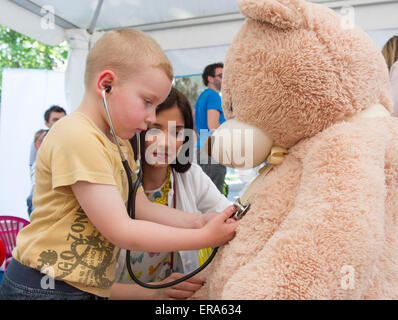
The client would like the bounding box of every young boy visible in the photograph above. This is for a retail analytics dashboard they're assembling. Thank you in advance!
[0,29,238,300]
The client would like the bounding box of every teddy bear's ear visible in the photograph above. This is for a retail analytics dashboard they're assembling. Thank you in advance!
[237,0,304,29]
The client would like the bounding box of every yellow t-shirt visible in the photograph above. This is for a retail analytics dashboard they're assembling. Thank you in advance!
[13,111,142,297]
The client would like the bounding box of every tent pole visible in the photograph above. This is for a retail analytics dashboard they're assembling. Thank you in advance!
[88,0,104,34]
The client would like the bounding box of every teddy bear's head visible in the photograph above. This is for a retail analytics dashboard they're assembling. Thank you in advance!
[219,0,392,151]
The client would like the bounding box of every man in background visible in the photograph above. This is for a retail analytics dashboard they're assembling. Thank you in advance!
[27,105,66,216]
[194,63,226,193]
[28,105,67,169]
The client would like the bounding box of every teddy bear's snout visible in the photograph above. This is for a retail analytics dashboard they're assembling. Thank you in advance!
[203,119,274,169]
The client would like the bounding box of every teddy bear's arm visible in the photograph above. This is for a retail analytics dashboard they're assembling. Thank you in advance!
[221,125,387,299]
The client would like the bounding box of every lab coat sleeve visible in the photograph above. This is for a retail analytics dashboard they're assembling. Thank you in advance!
[191,163,232,213]
[175,164,231,274]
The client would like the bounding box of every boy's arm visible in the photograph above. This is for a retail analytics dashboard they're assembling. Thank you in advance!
[71,182,237,252]
[135,192,205,228]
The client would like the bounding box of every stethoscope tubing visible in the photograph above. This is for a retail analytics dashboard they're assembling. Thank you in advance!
[101,88,218,289]
[123,158,219,289]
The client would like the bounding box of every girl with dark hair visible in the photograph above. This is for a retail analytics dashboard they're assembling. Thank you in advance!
[110,88,231,300]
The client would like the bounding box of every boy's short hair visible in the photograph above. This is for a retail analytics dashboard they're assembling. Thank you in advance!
[84,28,173,88]
[44,105,66,122]
[202,62,224,86]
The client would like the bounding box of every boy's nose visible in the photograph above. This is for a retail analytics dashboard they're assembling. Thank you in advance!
[145,106,157,124]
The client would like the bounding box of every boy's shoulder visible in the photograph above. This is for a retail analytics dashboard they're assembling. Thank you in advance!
[50,112,99,137]
[45,112,108,149]
[52,112,90,129]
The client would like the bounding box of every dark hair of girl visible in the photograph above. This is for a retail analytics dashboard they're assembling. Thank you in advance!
[130,87,194,174]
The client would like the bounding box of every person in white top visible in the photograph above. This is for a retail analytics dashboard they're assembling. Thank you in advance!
[110,88,232,300]
[382,35,398,117]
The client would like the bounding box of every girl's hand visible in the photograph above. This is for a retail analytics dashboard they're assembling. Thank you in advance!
[153,273,205,300]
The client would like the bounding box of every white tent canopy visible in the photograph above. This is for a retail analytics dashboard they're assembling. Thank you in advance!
[1,0,398,110]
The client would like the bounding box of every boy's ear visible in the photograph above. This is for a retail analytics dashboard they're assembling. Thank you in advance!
[96,70,116,96]
[237,0,305,29]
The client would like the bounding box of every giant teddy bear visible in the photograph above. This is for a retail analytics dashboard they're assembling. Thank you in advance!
[192,0,398,299]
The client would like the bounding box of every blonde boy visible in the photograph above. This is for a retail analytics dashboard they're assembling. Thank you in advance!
[0,29,238,300]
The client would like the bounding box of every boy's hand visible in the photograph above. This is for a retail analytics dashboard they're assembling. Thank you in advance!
[153,273,205,300]
[201,206,239,248]
[194,205,236,229]
[193,211,218,229]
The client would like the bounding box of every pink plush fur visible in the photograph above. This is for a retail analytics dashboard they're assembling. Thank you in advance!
[193,117,398,299]
[222,0,392,149]
[192,0,398,300]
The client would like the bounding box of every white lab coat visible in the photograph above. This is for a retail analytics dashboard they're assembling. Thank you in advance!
[115,163,232,280]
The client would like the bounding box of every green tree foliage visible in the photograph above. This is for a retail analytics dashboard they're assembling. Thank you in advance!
[0,24,69,102]
[174,75,205,109]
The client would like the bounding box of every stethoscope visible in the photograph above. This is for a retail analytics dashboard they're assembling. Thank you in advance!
[101,86,249,289]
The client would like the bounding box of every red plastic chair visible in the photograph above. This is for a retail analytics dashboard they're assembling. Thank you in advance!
[0,239,5,269]
[0,216,30,270]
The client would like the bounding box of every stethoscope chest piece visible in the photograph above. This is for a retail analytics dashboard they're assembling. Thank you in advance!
[231,199,251,220]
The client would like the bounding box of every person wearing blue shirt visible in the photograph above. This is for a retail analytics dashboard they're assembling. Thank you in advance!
[194,63,227,193]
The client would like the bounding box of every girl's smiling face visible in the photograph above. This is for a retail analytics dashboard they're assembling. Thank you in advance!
[144,105,185,167]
